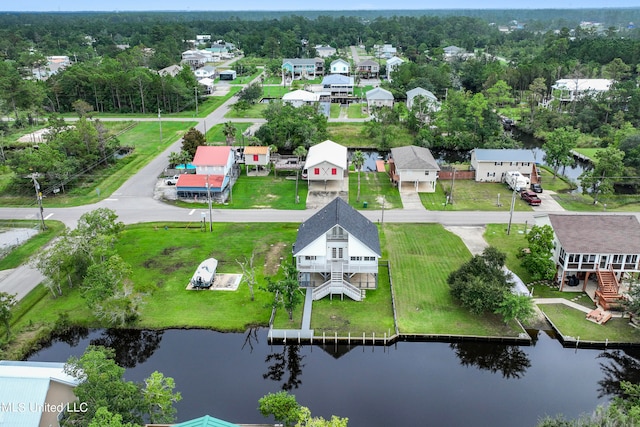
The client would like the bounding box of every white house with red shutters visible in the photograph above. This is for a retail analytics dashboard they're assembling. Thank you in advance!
[303,140,347,190]
[243,146,271,173]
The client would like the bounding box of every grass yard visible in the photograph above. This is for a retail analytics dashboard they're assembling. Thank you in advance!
[263,86,289,98]
[420,180,534,211]
[383,223,523,336]
[224,103,267,119]
[348,171,402,210]
[552,191,640,212]
[573,148,601,161]
[483,223,533,284]
[537,166,577,192]
[330,104,341,118]
[3,121,196,207]
[327,123,370,147]
[539,304,640,343]
[347,103,369,119]
[205,122,253,143]
[172,168,308,210]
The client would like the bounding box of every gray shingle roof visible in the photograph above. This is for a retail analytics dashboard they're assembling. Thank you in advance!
[293,198,381,256]
[549,214,640,254]
[391,145,440,170]
[472,149,535,163]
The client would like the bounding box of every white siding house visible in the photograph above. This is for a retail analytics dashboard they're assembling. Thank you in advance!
[390,145,440,192]
[244,146,270,173]
[294,197,381,301]
[304,140,348,189]
[330,58,350,75]
[470,149,536,183]
[366,87,394,111]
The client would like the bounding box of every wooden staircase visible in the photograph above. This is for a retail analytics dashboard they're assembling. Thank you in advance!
[312,262,363,301]
[594,267,624,311]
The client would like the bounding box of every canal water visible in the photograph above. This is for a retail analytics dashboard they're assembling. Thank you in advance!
[26,328,640,427]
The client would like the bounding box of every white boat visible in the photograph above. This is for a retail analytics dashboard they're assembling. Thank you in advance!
[190,258,218,289]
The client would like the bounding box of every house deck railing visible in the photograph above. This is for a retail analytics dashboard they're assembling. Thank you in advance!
[297,261,378,274]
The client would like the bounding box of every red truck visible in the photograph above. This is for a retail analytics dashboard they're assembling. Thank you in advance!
[520,190,541,206]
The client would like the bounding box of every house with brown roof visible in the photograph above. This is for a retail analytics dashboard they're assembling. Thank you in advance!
[356,59,380,78]
[540,214,640,292]
[243,146,271,173]
[389,145,440,192]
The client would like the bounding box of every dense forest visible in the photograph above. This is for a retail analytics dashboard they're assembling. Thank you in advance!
[1,9,640,196]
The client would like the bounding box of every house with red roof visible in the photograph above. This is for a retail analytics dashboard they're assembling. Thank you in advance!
[176,146,237,201]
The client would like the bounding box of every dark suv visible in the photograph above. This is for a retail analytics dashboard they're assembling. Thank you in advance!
[530,183,543,193]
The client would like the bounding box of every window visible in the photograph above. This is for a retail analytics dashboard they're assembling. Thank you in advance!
[364,256,376,261]
[331,168,337,175]
[304,256,316,260]
[314,168,320,175]
[568,254,580,263]
[253,154,259,161]
[424,171,430,176]
[350,256,362,261]
[495,162,503,166]
[582,254,596,263]
[612,254,624,263]
[626,255,638,263]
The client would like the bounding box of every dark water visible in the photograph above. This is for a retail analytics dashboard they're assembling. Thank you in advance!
[26,328,640,427]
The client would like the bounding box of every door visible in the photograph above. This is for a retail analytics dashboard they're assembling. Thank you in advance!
[599,255,608,269]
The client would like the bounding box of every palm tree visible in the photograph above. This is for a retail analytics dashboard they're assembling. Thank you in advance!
[352,150,365,203]
[168,151,181,168]
[222,121,237,146]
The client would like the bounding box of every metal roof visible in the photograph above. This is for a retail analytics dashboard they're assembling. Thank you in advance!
[366,87,394,101]
[192,146,232,167]
[321,74,354,85]
[173,415,241,427]
[549,214,640,254]
[406,87,437,102]
[293,197,381,256]
[304,140,347,170]
[472,149,535,163]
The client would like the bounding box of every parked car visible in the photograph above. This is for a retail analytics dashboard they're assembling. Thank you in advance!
[165,175,180,185]
[520,190,541,206]
[530,183,543,193]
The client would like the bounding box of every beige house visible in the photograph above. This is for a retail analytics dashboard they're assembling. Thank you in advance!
[470,149,536,183]
[244,146,271,173]
[0,361,82,427]
[365,87,394,111]
[390,145,440,192]
[304,140,347,190]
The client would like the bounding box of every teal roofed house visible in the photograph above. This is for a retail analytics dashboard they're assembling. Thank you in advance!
[0,360,82,427]
[170,414,241,427]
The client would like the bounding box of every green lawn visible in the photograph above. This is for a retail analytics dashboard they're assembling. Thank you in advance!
[573,148,601,161]
[420,180,534,211]
[327,123,370,147]
[330,104,341,119]
[537,166,577,192]
[348,171,402,210]
[483,223,533,284]
[224,103,267,119]
[540,304,640,343]
[173,168,308,210]
[205,122,253,144]
[384,223,523,336]
[347,103,369,118]
[263,86,289,98]
[2,121,196,207]
[552,191,640,212]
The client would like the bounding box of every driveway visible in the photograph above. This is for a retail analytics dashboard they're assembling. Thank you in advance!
[532,190,565,212]
[398,190,425,210]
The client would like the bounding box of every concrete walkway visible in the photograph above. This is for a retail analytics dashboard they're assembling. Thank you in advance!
[533,298,592,313]
[268,288,314,342]
[398,190,425,210]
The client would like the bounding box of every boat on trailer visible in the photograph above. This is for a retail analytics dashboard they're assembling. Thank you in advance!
[191,258,218,289]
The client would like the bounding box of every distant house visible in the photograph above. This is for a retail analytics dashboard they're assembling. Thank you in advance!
[293,197,381,301]
[181,49,211,68]
[282,58,323,79]
[315,44,336,58]
[551,79,613,102]
[365,87,394,111]
[443,45,465,58]
[321,74,354,101]
[195,65,216,79]
[406,87,440,112]
[177,146,237,201]
[330,58,350,75]
[282,89,320,107]
[158,64,183,77]
[539,214,640,293]
[389,145,440,192]
[385,56,404,81]
[244,146,271,173]
[198,77,215,94]
[218,70,236,80]
[0,361,82,427]
[470,148,535,183]
[374,43,397,59]
[356,59,380,78]
[304,140,348,190]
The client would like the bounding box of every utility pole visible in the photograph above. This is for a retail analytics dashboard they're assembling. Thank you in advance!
[206,175,213,232]
[507,189,517,235]
[158,108,162,144]
[381,196,385,225]
[449,167,456,205]
[31,174,46,230]
[194,86,199,115]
